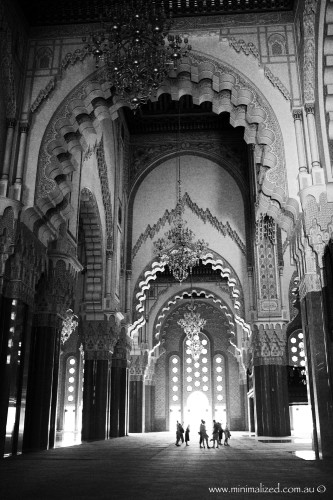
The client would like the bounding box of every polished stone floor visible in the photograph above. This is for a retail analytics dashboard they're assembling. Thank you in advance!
[1,432,333,500]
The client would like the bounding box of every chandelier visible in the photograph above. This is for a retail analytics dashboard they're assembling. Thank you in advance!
[61,309,78,344]
[83,0,191,109]
[154,157,208,283]
[178,303,206,361]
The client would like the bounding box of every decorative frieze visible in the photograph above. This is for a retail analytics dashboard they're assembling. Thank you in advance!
[129,352,148,381]
[132,192,246,260]
[82,319,119,361]
[252,323,287,366]
[303,0,318,103]
[30,77,57,114]
[2,222,47,305]
[255,215,282,318]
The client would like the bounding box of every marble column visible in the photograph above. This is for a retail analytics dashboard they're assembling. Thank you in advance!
[128,354,148,433]
[82,357,111,441]
[144,383,155,432]
[81,319,118,441]
[23,313,61,451]
[109,330,131,437]
[304,104,320,170]
[252,324,290,437]
[299,274,333,459]
[110,358,129,437]
[129,378,144,433]
[0,291,34,457]
[23,250,81,452]
[292,109,307,172]
[0,119,16,197]
[13,123,29,201]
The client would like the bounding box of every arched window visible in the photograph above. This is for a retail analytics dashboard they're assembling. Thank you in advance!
[268,34,286,56]
[66,356,77,404]
[36,47,53,69]
[169,354,181,430]
[213,354,226,424]
[183,333,211,394]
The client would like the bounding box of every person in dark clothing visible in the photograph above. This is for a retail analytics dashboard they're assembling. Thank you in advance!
[199,420,210,449]
[212,420,220,448]
[185,425,190,446]
[175,421,181,446]
[218,421,223,445]
[224,425,231,446]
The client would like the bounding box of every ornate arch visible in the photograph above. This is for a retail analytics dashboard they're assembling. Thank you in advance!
[153,288,239,342]
[26,51,298,241]
[128,251,251,343]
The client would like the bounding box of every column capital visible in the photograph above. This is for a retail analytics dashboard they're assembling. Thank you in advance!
[6,118,17,128]
[292,108,303,120]
[19,122,30,134]
[304,103,315,115]
[299,273,322,301]
[82,319,119,360]
[251,323,287,366]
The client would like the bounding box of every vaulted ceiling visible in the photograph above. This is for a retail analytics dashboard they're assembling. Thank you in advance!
[16,0,295,27]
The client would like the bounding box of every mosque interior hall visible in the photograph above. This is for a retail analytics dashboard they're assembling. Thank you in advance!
[0,0,333,497]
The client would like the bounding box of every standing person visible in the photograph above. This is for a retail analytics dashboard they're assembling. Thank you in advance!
[212,420,220,448]
[180,422,185,443]
[199,420,210,449]
[175,421,181,446]
[218,421,223,445]
[224,425,231,446]
[185,425,190,446]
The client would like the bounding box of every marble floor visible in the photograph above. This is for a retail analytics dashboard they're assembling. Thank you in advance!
[1,431,332,500]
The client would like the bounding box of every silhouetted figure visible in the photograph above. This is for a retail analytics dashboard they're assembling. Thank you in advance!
[185,425,190,446]
[175,421,181,446]
[212,420,220,448]
[218,422,223,445]
[199,420,210,449]
[224,425,231,446]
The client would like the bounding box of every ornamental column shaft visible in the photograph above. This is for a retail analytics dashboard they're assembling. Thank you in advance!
[23,251,81,452]
[126,270,132,314]
[299,274,333,459]
[13,123,29,201]
[129,353,148,433]
[81,317,119,441]
[110,333,131,437]
[23,313,62,451]
[292,109,307,172]
[252,324,290,437]
[105,250,113,298]
[304,104,320,170]
[0,119,16,196]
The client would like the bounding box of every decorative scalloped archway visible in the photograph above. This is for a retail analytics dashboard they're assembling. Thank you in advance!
[28,52,298,241]
[128,252,251,345]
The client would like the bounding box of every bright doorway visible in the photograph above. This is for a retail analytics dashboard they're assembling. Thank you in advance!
[184,391,211,437]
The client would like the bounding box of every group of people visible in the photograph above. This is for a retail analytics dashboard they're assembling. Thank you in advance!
[175,420,231,448]
[175,421,190,446]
